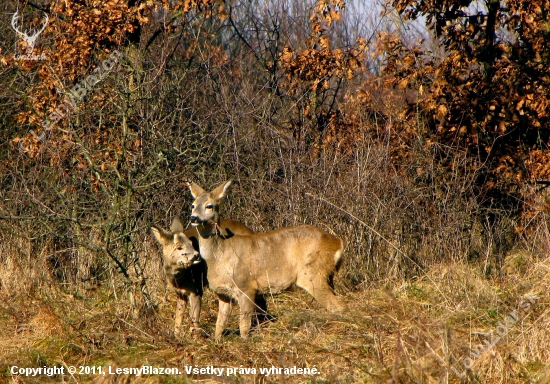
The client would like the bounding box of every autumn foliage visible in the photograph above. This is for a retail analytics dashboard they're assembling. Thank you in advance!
[2,0,550,298]
[386,0,550,204]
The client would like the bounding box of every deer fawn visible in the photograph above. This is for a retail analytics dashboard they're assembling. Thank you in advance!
[188,181,344,339]
[151,216,258,336]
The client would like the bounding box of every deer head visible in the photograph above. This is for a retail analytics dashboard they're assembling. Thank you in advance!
[11,10,49,52]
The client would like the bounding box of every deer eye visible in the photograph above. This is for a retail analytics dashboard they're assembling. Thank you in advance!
[206,204,214,209]
[191,204,195,209]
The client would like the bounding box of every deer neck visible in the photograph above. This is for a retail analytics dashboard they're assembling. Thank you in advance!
[195,221,224,261]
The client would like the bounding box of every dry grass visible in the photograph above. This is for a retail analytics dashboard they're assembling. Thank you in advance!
[1,251,549,383]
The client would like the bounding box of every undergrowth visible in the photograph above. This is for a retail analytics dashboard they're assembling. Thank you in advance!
[1,252,549,383]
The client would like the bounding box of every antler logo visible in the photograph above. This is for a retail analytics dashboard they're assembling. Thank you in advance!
[11,10,49,53]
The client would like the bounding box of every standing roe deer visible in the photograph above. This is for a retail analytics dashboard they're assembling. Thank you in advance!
[151,216,259,336]
[188,181,344,340]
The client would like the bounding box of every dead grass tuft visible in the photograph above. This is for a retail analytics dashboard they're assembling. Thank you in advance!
[1,256,549,383]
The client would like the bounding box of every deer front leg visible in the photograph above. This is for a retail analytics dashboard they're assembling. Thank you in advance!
[238,291,256,339]
[175,292,188,336]
[188,292,201,330]
[215,298,232,340]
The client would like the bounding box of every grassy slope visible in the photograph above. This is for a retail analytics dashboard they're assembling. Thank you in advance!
[1,255,549,384]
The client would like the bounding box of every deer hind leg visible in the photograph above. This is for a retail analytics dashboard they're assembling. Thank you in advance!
[252,293,271,327]
[215,298,232,340]
[175,292,188,335]
[296,272,344,313]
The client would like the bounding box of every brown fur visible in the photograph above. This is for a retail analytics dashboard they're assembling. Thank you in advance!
[188,181,344,339]
[183,218,253,253]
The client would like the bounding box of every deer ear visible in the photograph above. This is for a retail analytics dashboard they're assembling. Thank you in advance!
[151,225,171,245]
[188,182,206,199]
[174,233,192,246]
[212,180,232,200]
[170,217,184,233]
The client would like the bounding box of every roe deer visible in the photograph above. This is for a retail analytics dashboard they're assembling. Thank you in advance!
[188,181,344,339]
[151,217,265,336]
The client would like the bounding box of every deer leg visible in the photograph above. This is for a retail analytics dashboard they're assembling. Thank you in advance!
[238,291,256,339]
[215,298,232,340]
[297,273,344,313]
[175,292,188,335]
[188,292,201,330]
[252,293,269,326]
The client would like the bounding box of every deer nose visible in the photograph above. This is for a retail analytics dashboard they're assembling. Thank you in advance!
[190,215,199,223]
[192,253,201,262]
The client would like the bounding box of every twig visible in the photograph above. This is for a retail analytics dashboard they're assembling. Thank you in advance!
[118,317,156,341]
[27,1,51,14]
[305,193,406,258]
[305,192,449,304]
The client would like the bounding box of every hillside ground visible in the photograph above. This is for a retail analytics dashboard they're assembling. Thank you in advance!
[1,251,549,384]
